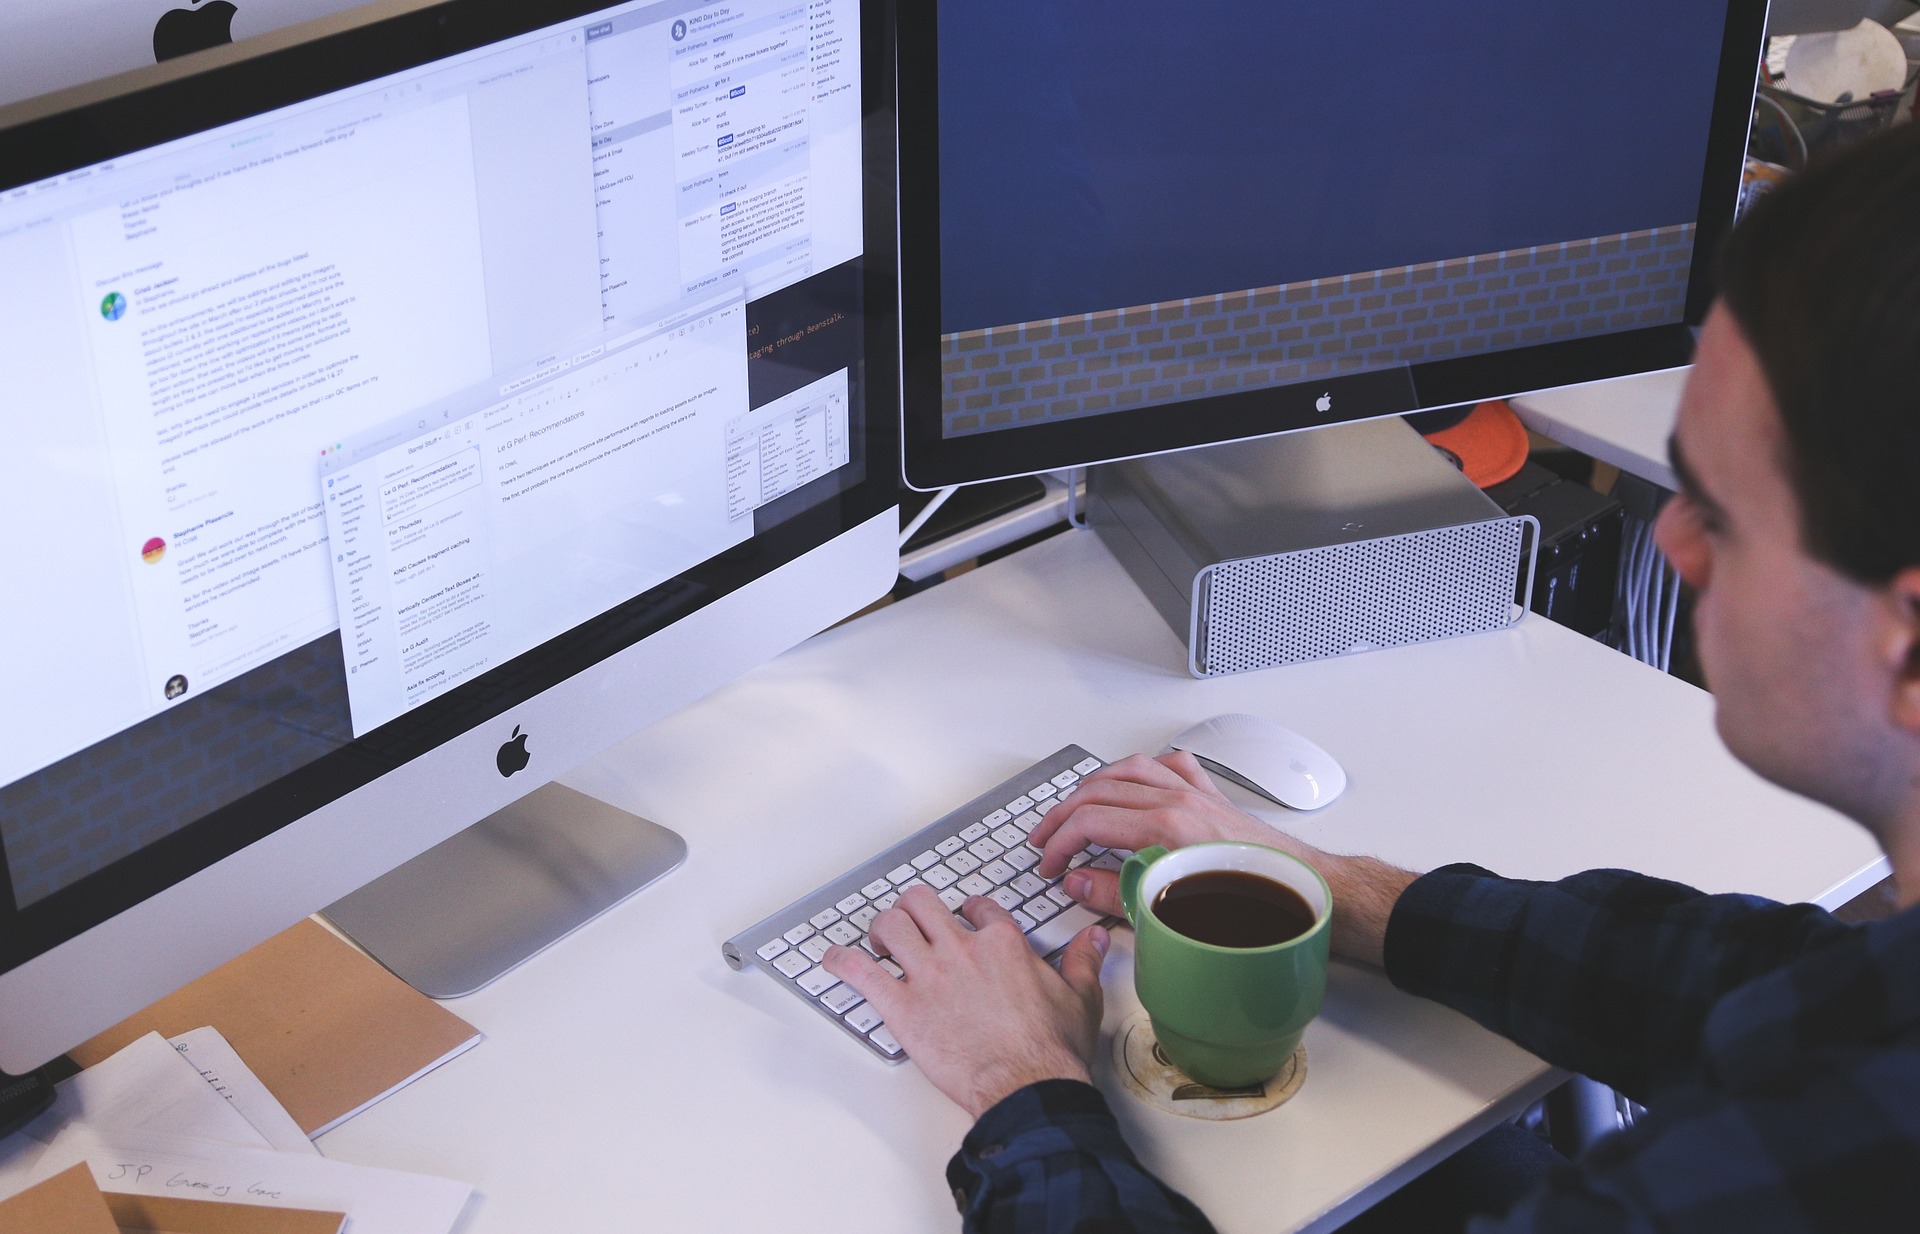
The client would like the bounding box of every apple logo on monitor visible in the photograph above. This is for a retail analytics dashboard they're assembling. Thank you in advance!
[153,0,239,62]
[496,726,531,777]
[1314,392,1332,414]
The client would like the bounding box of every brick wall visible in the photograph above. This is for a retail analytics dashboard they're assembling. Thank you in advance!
[942,223,1694,436]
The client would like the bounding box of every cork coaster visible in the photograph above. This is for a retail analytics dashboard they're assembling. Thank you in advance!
[1112,1010,1305,1120]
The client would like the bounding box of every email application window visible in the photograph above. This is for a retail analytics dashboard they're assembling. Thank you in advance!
[1,0,862,787]
[323,290,753,733]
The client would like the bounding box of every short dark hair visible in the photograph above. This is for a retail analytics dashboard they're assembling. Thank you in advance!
[1717,122,1920,584]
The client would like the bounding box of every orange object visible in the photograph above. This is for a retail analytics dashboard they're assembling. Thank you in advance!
[1419,399,1529,488]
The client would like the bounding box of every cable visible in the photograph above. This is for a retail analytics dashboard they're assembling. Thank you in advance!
[898,485,959,548]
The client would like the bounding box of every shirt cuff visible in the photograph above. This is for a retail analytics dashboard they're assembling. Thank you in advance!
[1383,862,1527,1009]
[945,1079,1133,1210]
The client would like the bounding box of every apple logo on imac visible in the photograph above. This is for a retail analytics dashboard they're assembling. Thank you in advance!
[154,0,239,61]
[496,726,531,778]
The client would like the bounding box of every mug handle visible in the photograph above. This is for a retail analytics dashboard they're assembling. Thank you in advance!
[1119,845,1169,926]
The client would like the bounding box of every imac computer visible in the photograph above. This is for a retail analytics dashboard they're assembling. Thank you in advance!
[898,0,1768,488]
[0,0,898,1072]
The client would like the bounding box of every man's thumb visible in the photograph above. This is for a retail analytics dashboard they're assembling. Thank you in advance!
[1058,924,1110,998]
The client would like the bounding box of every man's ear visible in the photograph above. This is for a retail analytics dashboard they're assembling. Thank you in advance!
[1888,567,1920,736]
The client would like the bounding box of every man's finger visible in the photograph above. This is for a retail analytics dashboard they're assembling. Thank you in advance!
[821,943,904,1019]
[1158,749,1227,796]
[869,901,934,967]
[1063,867,1124,917]
[1055,924,1111,1004]
[959,894,1019,935]
[896,883,969,941]
[1036,803,1167,878]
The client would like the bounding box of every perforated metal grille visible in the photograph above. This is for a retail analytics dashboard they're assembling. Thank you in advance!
[1195,518,1528,676]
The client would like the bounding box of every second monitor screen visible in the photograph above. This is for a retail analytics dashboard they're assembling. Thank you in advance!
[937,0,1730,437]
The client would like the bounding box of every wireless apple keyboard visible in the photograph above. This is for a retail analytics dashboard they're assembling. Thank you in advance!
[724,745,1127,1062]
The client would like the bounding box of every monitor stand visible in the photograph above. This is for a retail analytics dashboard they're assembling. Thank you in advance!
[322,782,686,998]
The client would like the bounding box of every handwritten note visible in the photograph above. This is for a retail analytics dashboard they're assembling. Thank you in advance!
[30,1128,471,1234]
[169,1026,317,1156]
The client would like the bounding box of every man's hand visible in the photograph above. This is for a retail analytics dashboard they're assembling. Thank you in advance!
[1035,751,1415,967]
[822,887,1109,1119]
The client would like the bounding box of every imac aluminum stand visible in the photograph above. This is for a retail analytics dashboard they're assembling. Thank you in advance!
[323,782,686,998]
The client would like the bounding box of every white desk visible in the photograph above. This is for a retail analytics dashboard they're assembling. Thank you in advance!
[1511,369,1686,491]
[319,527,1886,1233]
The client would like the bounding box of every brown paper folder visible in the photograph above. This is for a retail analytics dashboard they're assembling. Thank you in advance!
[70,919,479,1136]
[103,1193,344,1234]
[0,1164,120,1234]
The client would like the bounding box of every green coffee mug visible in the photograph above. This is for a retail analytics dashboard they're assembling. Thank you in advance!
[1120,841,1332,1088]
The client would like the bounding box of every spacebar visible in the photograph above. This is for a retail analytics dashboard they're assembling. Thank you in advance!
[1026,904,1105,958]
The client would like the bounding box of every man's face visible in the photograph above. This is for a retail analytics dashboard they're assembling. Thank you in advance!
[1655,305,1893,820]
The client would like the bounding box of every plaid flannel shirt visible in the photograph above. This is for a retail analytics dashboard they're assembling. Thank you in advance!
[946,863,1920,1232]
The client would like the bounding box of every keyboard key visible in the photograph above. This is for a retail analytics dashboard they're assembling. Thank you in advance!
[968,837,1005,862]
[1006,795,1035,814]
[923,864,959,889]
[1025,896,1060,922]
[861,935,885,957]
[989,886,1026,911]
[983,808,1013,828]
[1090,852,1124,872]
[873,892,901,911]
[936,836,965,857]
[1026,904,1103,957]
[957,873,994,897]
[886,864,916,884]
[773,950,811,977]
[845,1003,884,1033]
[1003,845,1039,872]
[912,849,941,870]
[946,851,981,876]
[756,938,790,962]
[959,821,990,843]
[1010,909,1036,931]
[784,923,817,945]
[1011,872,1048,897]
[1028,782,1056,801]
[1013,809,1043,832]
[861,878,893,899]
[849,906,879,931]
[836,893,868,915]
[798,966,839,996]
[1067,851,1093,869]
[990,824,1026,849]
[800,935,832,962]
[1034,799,1059,817]
[937,887,967,910]
[810,908,843,930]
[878,958,905,979]
[869,1025,903,1056]
[821,983,863,1014]
[1073,757,1101,775]
[1048,886,1075,908]
[981,859,1016,885]
[824,921,862,947]
[1051,770,1080,789]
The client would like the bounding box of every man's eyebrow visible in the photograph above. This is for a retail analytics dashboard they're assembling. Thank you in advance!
[1667,433,1725,519]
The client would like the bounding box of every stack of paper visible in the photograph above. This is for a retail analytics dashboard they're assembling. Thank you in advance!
[0,1032,471,1234]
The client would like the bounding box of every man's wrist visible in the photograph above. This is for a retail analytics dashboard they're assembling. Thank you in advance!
[963,1054,1092,1120]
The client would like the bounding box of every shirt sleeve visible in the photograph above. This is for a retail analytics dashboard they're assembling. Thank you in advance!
[1383,864,1855,1100]
[947,1079,1217,1234]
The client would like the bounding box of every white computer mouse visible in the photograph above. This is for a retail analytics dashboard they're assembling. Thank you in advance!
[1169,713,1347,811]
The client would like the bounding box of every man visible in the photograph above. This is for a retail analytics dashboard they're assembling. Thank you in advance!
[824,122,1920,1231]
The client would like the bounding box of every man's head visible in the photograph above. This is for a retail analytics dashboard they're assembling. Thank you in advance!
[1655,123,1920,835]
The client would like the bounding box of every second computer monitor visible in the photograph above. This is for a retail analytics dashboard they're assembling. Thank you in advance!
[899,0,1766,487]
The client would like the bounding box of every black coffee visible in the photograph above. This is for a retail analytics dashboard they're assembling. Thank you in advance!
[1151,870,1315,948]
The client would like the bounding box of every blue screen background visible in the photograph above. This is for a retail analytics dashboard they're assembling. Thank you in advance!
[938,0,1731,334]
